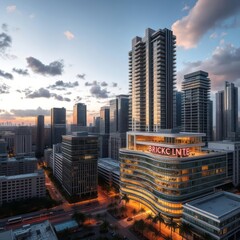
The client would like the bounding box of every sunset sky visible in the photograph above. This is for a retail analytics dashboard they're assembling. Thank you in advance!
[0,0,240,125]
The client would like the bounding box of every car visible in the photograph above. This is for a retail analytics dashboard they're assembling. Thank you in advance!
[127,217,133,221]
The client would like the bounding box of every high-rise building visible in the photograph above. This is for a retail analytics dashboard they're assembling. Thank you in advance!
[51,108,66,146]
[216,82,238,141]
[73,103,87,126]
[109,95,129,160]
[99,106,110,158]
[182,71,212,142]
[36,115,44,157]
[62,132,98,199]
[176,91,182,128]
[14,126,32,155]
[129,28,176,132]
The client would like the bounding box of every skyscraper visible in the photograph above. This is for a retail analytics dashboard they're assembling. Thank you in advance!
[182,71,211,142]
[62,132,98,199]
[216,82,238,141]
[36,115,44,157]
[99,106,110,158]
[51,108,66,146]
[14,126,32,155]
[176,91,182,128]
[109,95,129,160]
[73,103,87,126]
[129,28,176,132]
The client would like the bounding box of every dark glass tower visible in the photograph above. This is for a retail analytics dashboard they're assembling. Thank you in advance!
[51,108,66,146]
[73,103,87,126]
[36,115,44,157]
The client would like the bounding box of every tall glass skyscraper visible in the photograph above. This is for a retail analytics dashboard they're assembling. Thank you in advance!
[182,71,212,142]
[73,103,87,126]
[51,108,66,146]
[36,115,44,157]
[216,82,238,141]
[129,28,176,132]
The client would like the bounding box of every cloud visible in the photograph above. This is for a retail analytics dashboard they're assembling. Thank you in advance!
[177,42,240,91]
[25,88,71,102]
[10,107,50,117]
[76,73,85,79]
[90,84,109,98]
[0,83,10,94]
[12,68,29,76]
[112,82,118,87]
[26,57,64,76]
[85,80,98,86]
[51,93,71,102]
[1,24,8,32]
[172,0,240,49]
[101,81,108,87]
[74,96,82,102]
[47,80,78,90]
[26,88,51,99]
[6,5,16,13]
[210,32,218,39]
[182,4,190,11]
[0,110,15,120]
[64,31,75,40]
[0,32,12,53]
[0,69,13,80]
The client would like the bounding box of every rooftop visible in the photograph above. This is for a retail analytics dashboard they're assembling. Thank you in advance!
[54,220,78,232]
[184,191,240,220]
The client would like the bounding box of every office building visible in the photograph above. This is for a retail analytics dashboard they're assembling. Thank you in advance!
[183,191,240,240]
[35,115,44,157]
[98,158,120,188]
[0,157,37,176]
[0,170,45,205]
[51,108,66,146]
[182,71,212,142]
[73,103,87,126]
[120,130,231,220]
[109,95,129,160]
[99,106,110,158]
[216,82,238,141]
[62,132,98,199]
[176,91,182,128]
[129,28,176,132]
[208,141,240,186]
[14,126,32,155]
[51,143,63,183]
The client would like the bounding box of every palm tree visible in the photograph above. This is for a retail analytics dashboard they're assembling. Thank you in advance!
[164,235,172,240]
[179,222,192,240]
[153,212,165,234]
[166,217,178,239]
[146,213,153,223]
[121,193,130,206]
[131,208,137,217]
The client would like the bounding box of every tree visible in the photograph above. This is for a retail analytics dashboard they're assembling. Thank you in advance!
[166,217,178,239]
[179,222,192,240]
[153,212,165,234]
[164,235,172,240]
[133,219,146,236]
[131,208,137,217]
[121,194,130,206]
[146,213,153,223]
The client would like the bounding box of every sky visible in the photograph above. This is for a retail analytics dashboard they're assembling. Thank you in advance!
[0,0,240,125]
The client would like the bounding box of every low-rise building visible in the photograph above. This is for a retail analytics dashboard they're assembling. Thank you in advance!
[183,191,240,240]
[0,170,45,205]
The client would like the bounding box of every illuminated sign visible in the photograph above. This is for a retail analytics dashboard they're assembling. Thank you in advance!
[148,146,190,157]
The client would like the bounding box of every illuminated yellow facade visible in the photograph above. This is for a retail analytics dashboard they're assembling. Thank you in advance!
[120,131,232,220]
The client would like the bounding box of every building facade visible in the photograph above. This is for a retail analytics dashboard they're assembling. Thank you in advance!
[62,132,98,199]
[183,191,240,240]
[129,28,176,132]
[51,108,66,146]
[182,71,212,142]
[0,170,45,205]
[216,82,238,141]
[73,103,87,126]
[36,115,45,157]
[109,95,129,160]
[120,131,231,220]
[14,126,32,155]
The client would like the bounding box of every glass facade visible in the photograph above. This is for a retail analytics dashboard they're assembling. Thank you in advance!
[120,132,231,220]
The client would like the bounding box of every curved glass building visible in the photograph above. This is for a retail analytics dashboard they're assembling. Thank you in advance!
[120,130,232,220]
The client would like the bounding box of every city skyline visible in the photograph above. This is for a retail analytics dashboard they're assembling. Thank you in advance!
[0,0,240,125]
